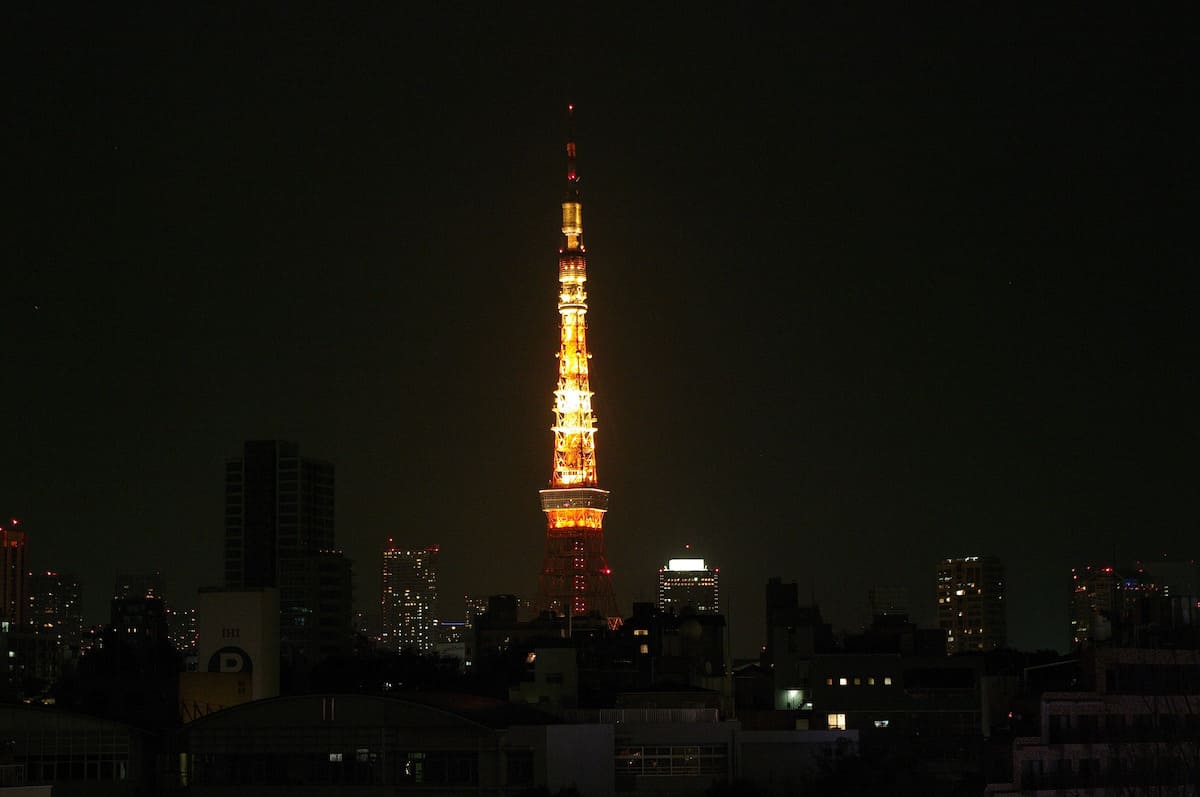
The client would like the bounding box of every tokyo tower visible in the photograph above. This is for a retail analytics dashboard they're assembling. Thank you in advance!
[535,105,620,623]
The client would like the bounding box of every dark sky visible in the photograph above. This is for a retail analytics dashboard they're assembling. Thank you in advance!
[6,6,1197,656]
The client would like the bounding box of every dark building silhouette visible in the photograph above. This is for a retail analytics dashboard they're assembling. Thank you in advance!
[0,520,28,628]
[224,440,335,589]
[280,549,353,663]
[224,441,348,678]
[111,574,168,644]
[867,585,910,620]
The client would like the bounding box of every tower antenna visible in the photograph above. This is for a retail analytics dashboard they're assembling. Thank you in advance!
[536,104,620,626]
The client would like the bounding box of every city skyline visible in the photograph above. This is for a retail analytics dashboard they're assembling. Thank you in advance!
[6,8,1197,656]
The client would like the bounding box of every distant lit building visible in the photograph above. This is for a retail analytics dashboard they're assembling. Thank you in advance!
[381,543,439,653]
[0,520,28,627]
[657,558,720,615]
[111,574,168,643]
[1069,563,1179,648]
[867,585,909,620]
[1069,565,1122,646]
[936,556,1006,654]
[29,570,83,648]
[166,605,199,654]
[465,595,490,626]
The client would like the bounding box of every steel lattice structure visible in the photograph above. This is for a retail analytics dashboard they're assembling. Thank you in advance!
[536,105,620,623]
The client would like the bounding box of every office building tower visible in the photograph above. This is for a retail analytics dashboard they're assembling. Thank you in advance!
[658,557,720,614]
[0,520,28,627]
[535,106,620,622]
[29,571,83,648]
[223,440,348,667]
[224,440,335,589]
[936,556,1006,654]
[465,595,490,627]
[1069,564,1174,648]
[111,574,168,643]
[280,550,353,662]
[380,543,438,653]
[1069,565,1123,646]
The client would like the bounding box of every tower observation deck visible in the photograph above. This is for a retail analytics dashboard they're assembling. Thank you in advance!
[536,105,620,623]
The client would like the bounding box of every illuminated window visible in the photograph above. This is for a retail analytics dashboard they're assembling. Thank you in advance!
[633,629,648,636]
[639,644,649,654]
[838,677,848,686]
[827,713,846,730]
[883,676,893,686]
[874,720,889,728]
[825,678,833,686]
[853,677,861,686]
[329,753,343,762]
[868,677,876,686]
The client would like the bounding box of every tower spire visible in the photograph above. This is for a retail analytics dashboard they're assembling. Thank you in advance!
[537,105,620,624]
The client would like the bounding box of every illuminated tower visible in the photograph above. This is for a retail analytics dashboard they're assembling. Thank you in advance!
[536,105,620,622]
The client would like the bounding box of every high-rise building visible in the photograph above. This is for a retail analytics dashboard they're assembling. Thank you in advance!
[111,574,168,643]
[1069,563,1181,648]
[223,440,348,668]
[1069,565,1122,646]
[936,556,1006,654]
[224,440,335,589]
[536,105,620,622]
[29,571,83,648]
[464,595,490,627]
[0,520,28,627]
[658,558,720,614]
[380,543,438,653]
[280,550,353,662]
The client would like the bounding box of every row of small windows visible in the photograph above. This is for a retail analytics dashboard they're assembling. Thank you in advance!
[615,745,728,777]
[826,676,893,687]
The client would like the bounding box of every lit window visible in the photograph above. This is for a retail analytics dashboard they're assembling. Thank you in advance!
[329,753,343,762]
[633,629,648,636]
[639,644,649,654]
[827,713,846,730]
[883,676,893,686]
[838,677,848,686]
[874,720,889,728]
[825,678,833,686]
[868,677,876,686]
[853,677,861,686]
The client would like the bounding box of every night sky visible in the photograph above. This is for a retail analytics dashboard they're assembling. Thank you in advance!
[7,7,1197,656]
